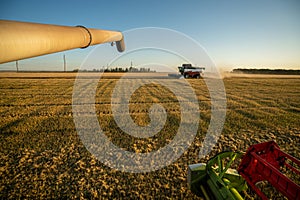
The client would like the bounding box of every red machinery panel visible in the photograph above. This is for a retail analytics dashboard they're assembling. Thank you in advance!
[238,141,300,200]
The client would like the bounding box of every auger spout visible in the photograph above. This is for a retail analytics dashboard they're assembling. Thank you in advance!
[0,20,125,64]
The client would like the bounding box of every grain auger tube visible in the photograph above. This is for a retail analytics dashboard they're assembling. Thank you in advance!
[0,20,125,64]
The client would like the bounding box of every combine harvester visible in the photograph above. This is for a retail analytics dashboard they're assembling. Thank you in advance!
[2,20,299,200]
[178,64,205,79]
[188,141,300,199]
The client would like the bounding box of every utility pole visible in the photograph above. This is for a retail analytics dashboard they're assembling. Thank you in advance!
[63,54,66,72]
[16,60,19,72]
[130,61,133,72]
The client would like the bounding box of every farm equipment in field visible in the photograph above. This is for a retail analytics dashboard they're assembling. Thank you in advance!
[238,141,300,200]
[188,151,248,200]
[188,141,300,200]
[0,20,125,64]
[178,64,205,78]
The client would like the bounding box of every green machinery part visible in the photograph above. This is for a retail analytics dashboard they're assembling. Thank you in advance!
[188,151,248,200]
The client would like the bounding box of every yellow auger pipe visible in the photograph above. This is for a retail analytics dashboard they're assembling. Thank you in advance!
[0,20,125,64]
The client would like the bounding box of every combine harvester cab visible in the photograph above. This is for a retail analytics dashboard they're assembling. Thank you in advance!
[178,64,205,79]
[188,141,300,199]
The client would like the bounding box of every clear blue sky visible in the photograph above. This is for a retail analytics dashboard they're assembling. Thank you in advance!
[0,0,300,71]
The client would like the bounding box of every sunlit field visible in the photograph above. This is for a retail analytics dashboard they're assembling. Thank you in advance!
[0,73,299,199]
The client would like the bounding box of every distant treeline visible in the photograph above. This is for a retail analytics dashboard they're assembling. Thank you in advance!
[73,67,156,73]
[232,68,300,75]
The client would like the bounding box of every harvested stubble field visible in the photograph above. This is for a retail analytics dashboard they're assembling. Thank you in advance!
[0,73,299,199]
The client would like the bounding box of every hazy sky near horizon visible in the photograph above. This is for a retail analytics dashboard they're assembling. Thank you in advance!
[0,0,300,71]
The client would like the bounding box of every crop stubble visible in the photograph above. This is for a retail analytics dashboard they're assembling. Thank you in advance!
[0,75,299,199]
